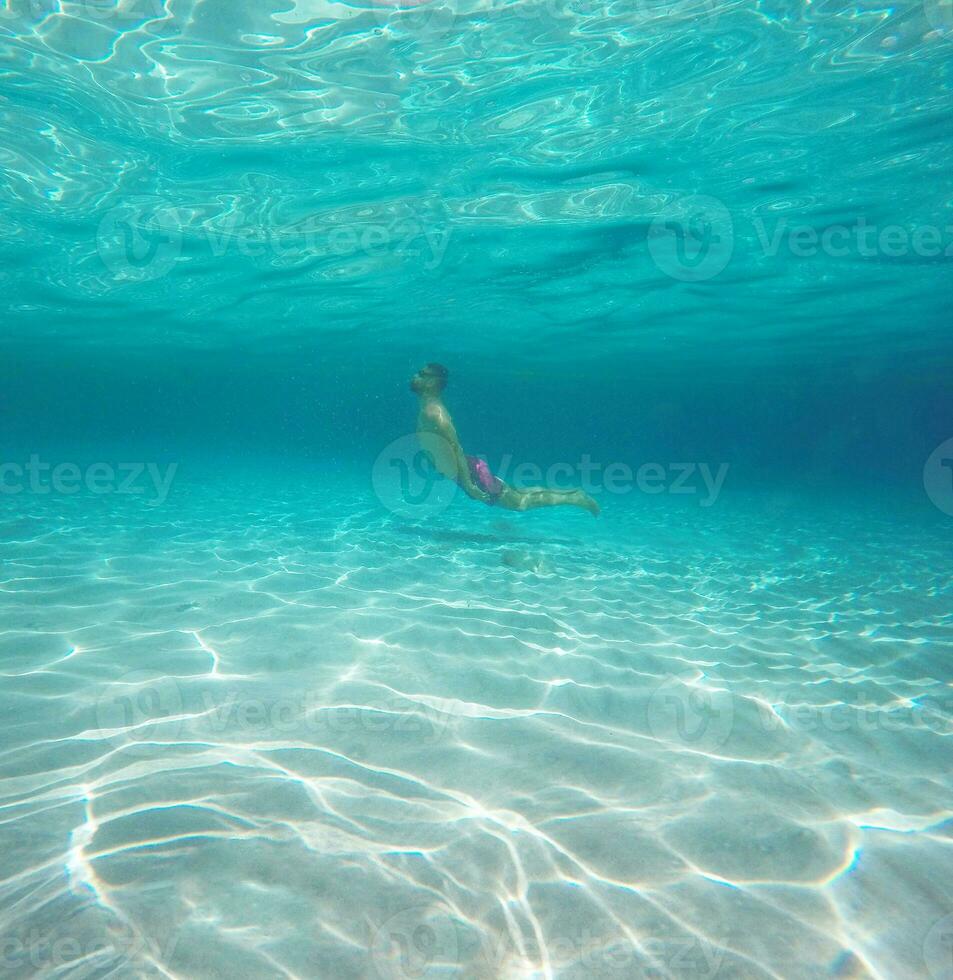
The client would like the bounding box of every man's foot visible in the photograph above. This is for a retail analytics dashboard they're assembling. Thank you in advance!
[578,493,600,517]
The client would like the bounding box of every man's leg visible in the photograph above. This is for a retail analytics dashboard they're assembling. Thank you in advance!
[498,485,599,516]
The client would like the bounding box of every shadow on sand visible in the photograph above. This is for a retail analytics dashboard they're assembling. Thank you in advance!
[394,521,579,549]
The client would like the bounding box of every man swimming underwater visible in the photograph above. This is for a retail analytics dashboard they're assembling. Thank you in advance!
[410,363,599,516]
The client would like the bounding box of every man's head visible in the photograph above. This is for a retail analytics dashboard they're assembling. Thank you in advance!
[410,362,449,396]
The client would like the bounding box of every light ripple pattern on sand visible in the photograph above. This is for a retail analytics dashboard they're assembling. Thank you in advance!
[0,473,951,978]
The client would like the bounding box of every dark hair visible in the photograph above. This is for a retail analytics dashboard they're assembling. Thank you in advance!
[411,362,449,395]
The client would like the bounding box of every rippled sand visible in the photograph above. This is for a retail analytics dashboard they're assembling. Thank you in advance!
[1,473,951,979]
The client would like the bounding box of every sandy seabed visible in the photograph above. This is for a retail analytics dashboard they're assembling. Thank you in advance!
[1,472,951,979]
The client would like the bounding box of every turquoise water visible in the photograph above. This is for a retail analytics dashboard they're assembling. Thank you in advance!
[2,1,953,978]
